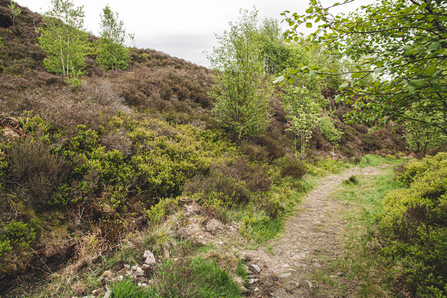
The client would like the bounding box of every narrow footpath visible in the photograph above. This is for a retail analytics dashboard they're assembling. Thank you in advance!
[242,166,387,298]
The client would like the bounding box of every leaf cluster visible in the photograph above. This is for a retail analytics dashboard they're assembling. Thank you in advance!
[283,0,447,134]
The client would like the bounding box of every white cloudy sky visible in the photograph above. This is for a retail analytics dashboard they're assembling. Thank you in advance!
[16,0,375,67]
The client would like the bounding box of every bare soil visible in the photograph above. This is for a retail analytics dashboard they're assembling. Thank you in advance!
[241,166,388,298]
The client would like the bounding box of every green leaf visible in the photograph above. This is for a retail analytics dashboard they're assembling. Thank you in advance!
[351,72,363,78]
[424,64,436,76]
[428,42,440,50]
[407,86,416,94]
[375,67,385,74]
[335,95,342,103]
[306,22,313,28]
[273,76,285,84]
[289,68,298,74]
[339,82,349,89]
[409,79,426,87]
[306,7,314,13]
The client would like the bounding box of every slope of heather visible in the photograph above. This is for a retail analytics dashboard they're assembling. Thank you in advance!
[0,1,408,297]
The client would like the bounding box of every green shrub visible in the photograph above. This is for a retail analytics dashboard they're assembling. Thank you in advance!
[343,175,359,185]
[376,152,447,297]
[305,156,345,176]
[319,115,343,145]
[0,220,35,259]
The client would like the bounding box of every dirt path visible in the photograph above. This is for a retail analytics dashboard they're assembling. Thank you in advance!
[241,166,387,298]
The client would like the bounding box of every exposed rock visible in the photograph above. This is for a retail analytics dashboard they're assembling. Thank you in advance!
[294,262,307,268]
[305,280,313,289]
[249,264,261,274]
[278,272,292,278]
[183,204,200,217]
[249,278,258,284]
[135,267,144,276]
[102,270,113,278]
[103,289,112,298]
[143,250,156,265]
[313,263,321,268]
[3,127,20,138]
[205,218,223,234]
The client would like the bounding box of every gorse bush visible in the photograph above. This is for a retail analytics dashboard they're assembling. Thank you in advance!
[376,153,447,297]
[1,112,235,210]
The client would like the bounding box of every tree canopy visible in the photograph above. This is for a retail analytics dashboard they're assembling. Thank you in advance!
[208,9,273,141]
[97,4,131,71]
[39,0,87,77]
[282,0,447,134]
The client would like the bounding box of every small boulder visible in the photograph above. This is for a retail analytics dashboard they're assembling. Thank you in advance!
[249,264,261,274]
[143,250,156,265]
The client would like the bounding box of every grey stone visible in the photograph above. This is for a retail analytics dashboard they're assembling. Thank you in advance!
[305,280,313,289]
[249,264,261,274]
[294,262,307,268]
[143,250,156,265]
[313,263,321,268]
[249,278,258,284]
[135,267,144,276]
[124,264,131,269]
[279,273,292,278]
[205,219,223,234]
[337,272,343,276]
[103,290,112,298]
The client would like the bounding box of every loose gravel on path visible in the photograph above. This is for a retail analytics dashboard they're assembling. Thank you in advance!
[241,166,387,298]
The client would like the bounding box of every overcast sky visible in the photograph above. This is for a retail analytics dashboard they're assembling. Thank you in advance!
[16,0,375,67]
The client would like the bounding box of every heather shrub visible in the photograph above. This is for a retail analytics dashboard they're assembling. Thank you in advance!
[376,152,447,297]
[8,138,68,205]
[240,141,269,162]
[182,158,272,205]
[274,154,307,179]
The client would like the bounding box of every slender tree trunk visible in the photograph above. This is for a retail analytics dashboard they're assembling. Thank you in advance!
[60,36,66,76]
[67,35,70,76]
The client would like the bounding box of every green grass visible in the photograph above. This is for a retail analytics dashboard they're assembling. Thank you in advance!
[111,256,242,298]
[313,159,405,297]
[357,154,403,168]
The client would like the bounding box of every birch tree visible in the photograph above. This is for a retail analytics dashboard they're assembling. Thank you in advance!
[97,4,131,70]
[208,8,273,141]
[39,0,87,77]
[8,1,21,27]
[281,84,322,159]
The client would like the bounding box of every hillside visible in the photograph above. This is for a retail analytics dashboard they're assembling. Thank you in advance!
[0,1,414,297]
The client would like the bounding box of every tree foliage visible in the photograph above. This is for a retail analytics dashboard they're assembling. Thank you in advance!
[403,110,447,154]
[39,0,87,77]
[97,4,131,71]
[282,0,447,134]
[208,9,273,141]
[281,83,323,158]
[8,1,21,27]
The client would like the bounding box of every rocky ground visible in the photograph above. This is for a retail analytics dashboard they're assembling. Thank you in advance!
[240,166,387,298]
